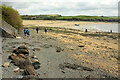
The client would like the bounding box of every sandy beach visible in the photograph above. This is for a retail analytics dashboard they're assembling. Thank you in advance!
[23,20,115,28]
[2,26,118,78]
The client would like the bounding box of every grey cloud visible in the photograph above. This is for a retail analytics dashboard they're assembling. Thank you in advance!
[2,0,119,16]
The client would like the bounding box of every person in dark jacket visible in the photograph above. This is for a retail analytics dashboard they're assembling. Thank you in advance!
[24,28,27,36]
[26,29,30,37]
[36,27,39,34]
[45,28,47,33]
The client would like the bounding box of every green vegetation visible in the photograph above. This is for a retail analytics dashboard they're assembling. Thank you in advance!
[1,5,23,29]
[21,15,119,22]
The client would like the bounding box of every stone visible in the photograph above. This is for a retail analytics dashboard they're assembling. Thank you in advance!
[16,49,29,55]
[56,47,63,52]
[13,67,20,72]
[18,54,25,58]
[33,48,40,51]
[78,45,84,47]
[44,44,51,48]
[2,62,10,67]
[8,53,17,60]
[31,55,37,58]
[70,46,74,50]
[32,62,40,70]
[33,59,39,62]
[18,46,28,50]
[13,67,24,73]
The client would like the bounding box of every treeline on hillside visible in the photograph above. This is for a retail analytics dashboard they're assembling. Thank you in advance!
[1,5,23,29]
[21,15,119,22]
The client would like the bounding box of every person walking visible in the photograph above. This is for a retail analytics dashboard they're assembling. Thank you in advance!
[36,27,39,34]
[24,28,27,36]
[26,29,30,37]
[45,28,47,33]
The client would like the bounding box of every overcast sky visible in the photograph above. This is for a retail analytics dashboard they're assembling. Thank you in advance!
[2,0,119,16]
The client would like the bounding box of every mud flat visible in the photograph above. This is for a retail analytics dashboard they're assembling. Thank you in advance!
[2,26,119,79]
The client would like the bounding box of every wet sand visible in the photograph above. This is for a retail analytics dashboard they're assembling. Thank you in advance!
[2,27,118,78]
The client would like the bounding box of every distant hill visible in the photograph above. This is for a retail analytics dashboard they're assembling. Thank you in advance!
[21,15,119,22]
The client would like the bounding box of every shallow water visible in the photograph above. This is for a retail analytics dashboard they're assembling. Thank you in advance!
[74,23,118,33]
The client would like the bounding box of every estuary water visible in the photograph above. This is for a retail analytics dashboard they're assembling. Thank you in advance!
[75,23,118,33]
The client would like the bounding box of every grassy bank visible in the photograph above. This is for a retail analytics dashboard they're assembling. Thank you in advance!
[21,15,119,22]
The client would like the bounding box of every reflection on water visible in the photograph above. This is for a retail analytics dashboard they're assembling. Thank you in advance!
[74,23,118,33]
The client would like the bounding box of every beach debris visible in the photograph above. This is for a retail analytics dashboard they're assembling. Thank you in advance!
[2,62,10,67]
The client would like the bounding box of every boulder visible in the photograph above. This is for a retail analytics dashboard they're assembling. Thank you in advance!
[33,59,39,62]
[31,55,37,58]
[18,46,28,50]
[32,62,40,70]
[2,62,10,67]
[16,49,29,55]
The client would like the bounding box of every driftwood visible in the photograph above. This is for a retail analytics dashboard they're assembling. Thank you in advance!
[9,46,39,79]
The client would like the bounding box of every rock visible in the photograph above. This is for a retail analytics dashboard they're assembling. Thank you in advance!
[82,66,94,71]
[2,62,10,67]
[33,48,40,51]
[31,55,37,58]
[70,46,74,50]
[18,46,28,50]
[66,46,74,50]
[75,53,80,55]
[33,59,39,62]
[32,62,40,70]
[13,67,20,72]
[16,49,29,55]
[61,70,65,74]
[18,54,25,58]
[56,47,63,52]
[78,45,84,47]
[86,75,94,78]
[13,67,24,73]
[8,53,17,60]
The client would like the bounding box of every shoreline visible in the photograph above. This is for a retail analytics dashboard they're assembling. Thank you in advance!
[23,20,118,33]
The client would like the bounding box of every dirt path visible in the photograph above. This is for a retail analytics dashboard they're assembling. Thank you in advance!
[2,28,118,78]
